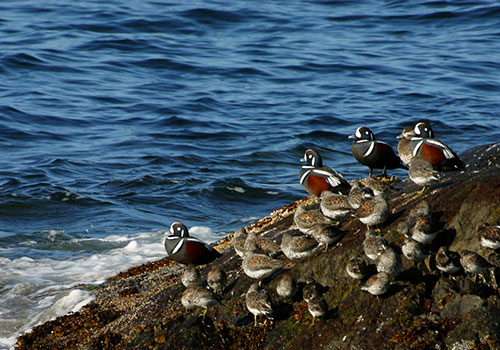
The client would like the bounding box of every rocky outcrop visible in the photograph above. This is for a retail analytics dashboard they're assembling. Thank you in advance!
[17,143,500,350]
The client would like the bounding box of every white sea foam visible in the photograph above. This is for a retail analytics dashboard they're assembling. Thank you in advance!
[189,226,214,241]
[0,230,167,350]
[240,216,259,223]
[227,186,245,193]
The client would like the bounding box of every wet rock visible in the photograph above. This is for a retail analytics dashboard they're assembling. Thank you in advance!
[440,294,484,319]
[446,306,500,349]
[16,144,500,350]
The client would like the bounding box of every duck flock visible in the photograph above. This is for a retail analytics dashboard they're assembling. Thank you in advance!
[163,121,500,326]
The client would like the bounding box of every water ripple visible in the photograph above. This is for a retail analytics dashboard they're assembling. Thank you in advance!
[1,1,500,346]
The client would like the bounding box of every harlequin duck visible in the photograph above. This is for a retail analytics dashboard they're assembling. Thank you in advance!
[409,121,465,171]
[396,125,415,166]
[299,149,351,196]
[349,126,407,177]
[164,222,222,265]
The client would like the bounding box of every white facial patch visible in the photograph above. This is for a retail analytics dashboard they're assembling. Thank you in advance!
[355,127,363,138]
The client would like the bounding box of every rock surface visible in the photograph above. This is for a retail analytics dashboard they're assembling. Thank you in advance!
[16,143,500,350]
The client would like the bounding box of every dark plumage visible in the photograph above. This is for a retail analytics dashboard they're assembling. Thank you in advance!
[409,121,465,172]
[349,126,407,177]
[299,149,351,196]
[164,222,221,265]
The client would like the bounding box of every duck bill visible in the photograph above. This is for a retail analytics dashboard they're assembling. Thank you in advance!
[348,134,356,139]
[397,130,416,139]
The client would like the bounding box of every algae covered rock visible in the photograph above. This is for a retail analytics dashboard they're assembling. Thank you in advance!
[16,144,500,350]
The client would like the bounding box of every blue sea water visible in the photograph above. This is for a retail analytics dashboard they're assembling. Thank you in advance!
[0,0,499,347]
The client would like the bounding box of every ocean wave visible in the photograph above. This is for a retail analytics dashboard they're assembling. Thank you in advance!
[0,230,167,348]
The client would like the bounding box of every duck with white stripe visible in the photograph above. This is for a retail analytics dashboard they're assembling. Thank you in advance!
[409,121,465,172]
[299,149,351,196]
[164,222,222,265]
[349,126,407,177]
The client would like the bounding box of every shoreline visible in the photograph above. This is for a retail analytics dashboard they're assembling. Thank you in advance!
[16,144,500,350]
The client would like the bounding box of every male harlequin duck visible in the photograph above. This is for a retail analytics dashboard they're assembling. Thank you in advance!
[349,126,407,177]
[164,222,222,265]
[299,149,351,196]
[409,121,465,171]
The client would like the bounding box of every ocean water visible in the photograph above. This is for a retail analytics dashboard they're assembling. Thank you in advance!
[0,0,499,348]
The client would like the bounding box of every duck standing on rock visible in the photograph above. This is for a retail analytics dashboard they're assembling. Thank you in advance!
[396,125,415,166]
[409,121,465,172]
[349,126,407,177]
[299,149,351,196]
[164,222,222,265]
